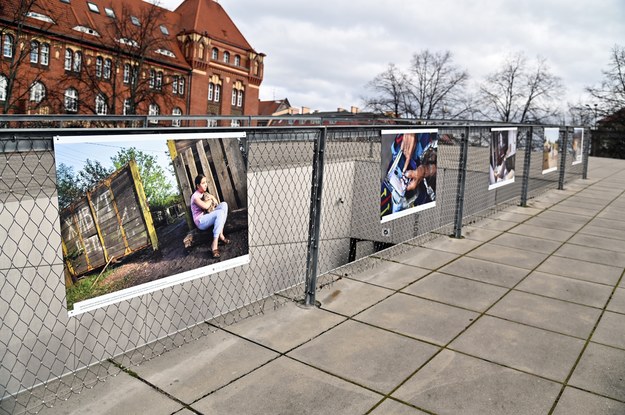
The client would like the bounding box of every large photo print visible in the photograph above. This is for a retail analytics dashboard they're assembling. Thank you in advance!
[489,127,517,190]
[542,128,559,174]
[572,128,584,165]
[380,129,438,223]
[54,132,249,316]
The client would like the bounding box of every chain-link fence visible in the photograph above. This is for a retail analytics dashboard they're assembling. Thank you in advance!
[0,122,589,414]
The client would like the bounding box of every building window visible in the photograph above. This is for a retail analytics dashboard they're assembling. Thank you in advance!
[230,119,240,127]
[64,49,72,70]
[40,43,49,66]
[156,71,163,90]
[234,55,241,66]
[103,58,111,79]
[0,75,7,101]
[214,84,220,102]
[30,82,45,102]
[160,25,169,35]
[172,76,178,95]
[130,15,140,26]
[178,77,185,95]
[208,83,213,101]
[95,56,103,77]
[231,89,237,106]
[211,48,218,60]
[149,69,155,88]
[3,35,14,58]
[87,2,99,12]
[64,88,78,112]
[237,90,243,107]
[73,51,82,72]
[95,94,107,115]
[223,51,230,64]
[30,41,39,63]
[198,43,205,60]
[148,103,160,123]
[124,64,137,84]
[104,7,115,18]
[172,107,182,127]
[123,98,132,115]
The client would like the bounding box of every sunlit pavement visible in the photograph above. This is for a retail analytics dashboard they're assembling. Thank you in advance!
[36,157,625,415]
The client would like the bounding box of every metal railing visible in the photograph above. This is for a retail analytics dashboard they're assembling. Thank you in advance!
[0,118,589,414]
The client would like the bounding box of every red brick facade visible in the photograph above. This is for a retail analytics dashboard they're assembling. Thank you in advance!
[0,0,263,117]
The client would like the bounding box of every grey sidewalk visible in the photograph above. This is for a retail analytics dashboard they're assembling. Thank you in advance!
[38,157,625,414]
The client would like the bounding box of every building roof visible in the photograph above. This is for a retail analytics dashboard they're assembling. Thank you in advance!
[174,0,252,50]
[0,0,257,70]
[258,98,292,116]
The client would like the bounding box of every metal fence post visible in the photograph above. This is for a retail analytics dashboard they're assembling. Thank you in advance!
[520,126,534,207]
[453,126,470,238]
[558,127,569,190]
[582,128,591,179]
[304,127,327,307]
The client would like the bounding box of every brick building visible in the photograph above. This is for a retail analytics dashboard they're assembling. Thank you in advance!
[0,0,264,119]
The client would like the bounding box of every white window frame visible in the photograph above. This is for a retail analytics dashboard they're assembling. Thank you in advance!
[237,90,243,107]
[130,15,140,26]
[234,55,241,66]
[64,49,72,70]
[40,43,49,66]
[3,35,14,58]
[30,41,39,64]
[64,88,78,112]
[223,51,230,64]
[211,48,218,60]
[30,82,45,102]
[214,84,220,102]
[178,77,185,95]
[123,64,130,83]
[0,75,7,101]
[103,59,111,79]
[208,83,213,101]
[231,89,237,106]
[156,71,163,90]
[73,51,82,72]
[95,94,107,115]
[123,98,132,115]
[172,107,182,127]
[95,56,103,77]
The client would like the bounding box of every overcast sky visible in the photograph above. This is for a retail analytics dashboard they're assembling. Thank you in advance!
[159,0,625,115]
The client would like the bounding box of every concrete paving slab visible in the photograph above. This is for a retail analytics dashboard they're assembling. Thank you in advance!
[517,271,613,308]
[552,387,625,415]
[598,207,624,221]
[487,290,601,338]
[580,225,625,241]
[393,349,561,415]
[550,202,604,216]
[439,256,530,288]
[554,243,625,268]
[391,246,459,270]
[489,232,562,254]
[491,211,533,223]
[288,320,438,394]
[537,256,623,286]
[467,243,550,270]
[590,217,625,232]
[525,216,588,232]
[344,260,430,290]
[537,210,594,225]
[402,272,507,312]
[607,288,625,313]
[29,371,183,415]
[368,398,429,414]
[355,293,478,346]
[459,225,502,242]
[130,329,278,404]
[504,205,544,216]
[508,223,575,242]
[450,316,585,381]
[569,343,625,402]
[471,218,518,232]
[191,356,381,414]
[317,278,393,317]
[568,233,625,253]
[421,235,483,255]
[591,311,625,349]
[223,302,346,353]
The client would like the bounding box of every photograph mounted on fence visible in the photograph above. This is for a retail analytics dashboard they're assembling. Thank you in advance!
[380,129,438,223]
[542,128,559,174]
[489,127,517,190]
[572,128,584,165]
[54,132,249,316]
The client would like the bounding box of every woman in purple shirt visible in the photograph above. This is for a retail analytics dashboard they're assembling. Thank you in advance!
[190,174,230,258]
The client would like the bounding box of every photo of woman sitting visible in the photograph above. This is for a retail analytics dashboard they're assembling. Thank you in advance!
[190,174,231,258]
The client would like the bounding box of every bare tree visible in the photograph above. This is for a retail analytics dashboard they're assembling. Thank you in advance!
[478,53,563,123]
[0,0,56,114]
[363,63,411,117]
[70,2,179,115]
[404,50,469,119]
[586,45,625,124]
[363,50,469,120]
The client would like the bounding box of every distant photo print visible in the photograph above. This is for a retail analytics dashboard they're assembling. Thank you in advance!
[542,128,559,174]
[489,128,517,190]
[380,129,438,223]
[572,128,584,165]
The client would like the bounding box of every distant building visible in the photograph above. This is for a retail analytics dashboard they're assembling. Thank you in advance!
[261,105,394,126]
[0,0,264,120]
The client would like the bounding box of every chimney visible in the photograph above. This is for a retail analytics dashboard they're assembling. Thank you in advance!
[351,106,359,114]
